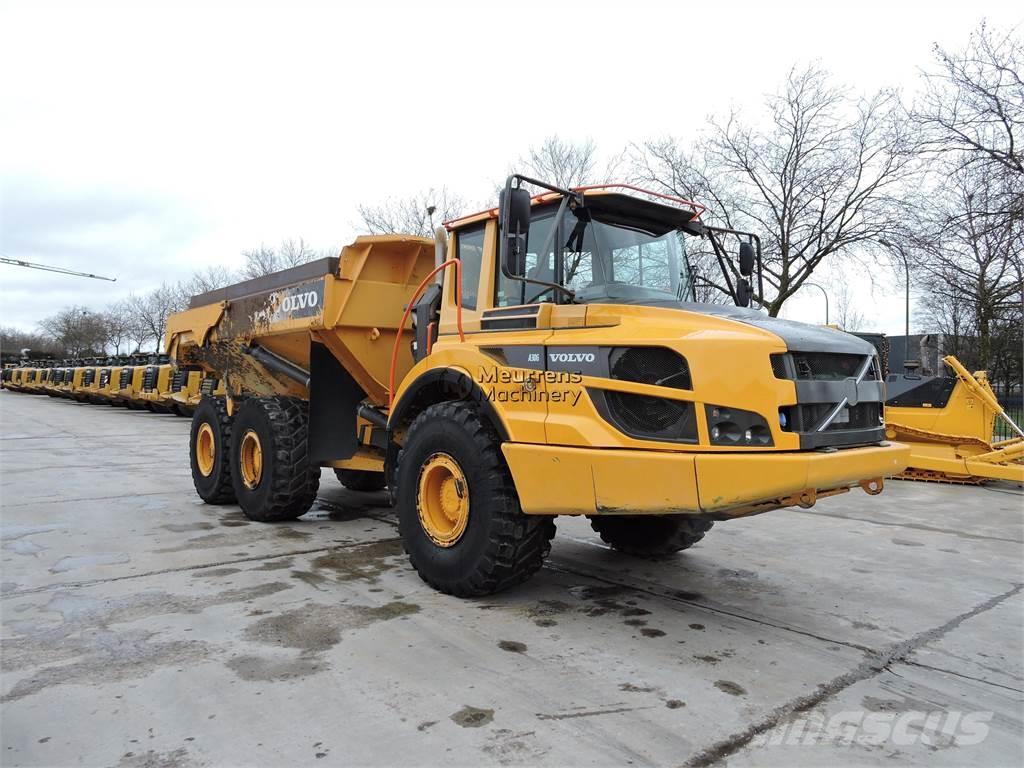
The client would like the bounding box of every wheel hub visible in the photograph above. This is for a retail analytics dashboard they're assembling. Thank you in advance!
[239,429,263,490]
[417,452,469,547]
[196,422,216,477]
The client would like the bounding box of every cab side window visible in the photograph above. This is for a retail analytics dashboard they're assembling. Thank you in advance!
[456,224,485,310]
[496,212,559,307]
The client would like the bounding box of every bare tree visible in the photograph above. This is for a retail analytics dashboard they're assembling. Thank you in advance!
[905,21,1023,394]
[125,284,187,353]
[357,188,466,237]
[913,21,1023,180]
[103,303,133,355]
[181,265,236,295]
[38,306,110,357]
[830,277,867,332]
[910,162,1022,389]
[635,64,916,316]
[0,326,62,357]
[239,238,334,279]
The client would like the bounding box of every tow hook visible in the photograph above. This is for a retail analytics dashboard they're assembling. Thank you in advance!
[859,477,884,495]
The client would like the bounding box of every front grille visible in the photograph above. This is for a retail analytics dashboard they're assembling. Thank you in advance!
[602,390,697,441]
[142,366,158,392]
[781,402,882,433]
[82,368,96,386]
[610,347,692,390]
[119,368,132,389]
[99,369,111,388]
[171,369,186,392]
[772,352,878,381]
[199,377,218,397]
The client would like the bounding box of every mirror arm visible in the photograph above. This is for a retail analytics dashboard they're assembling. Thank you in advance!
[706,230,738,304]
[497,175,576,303]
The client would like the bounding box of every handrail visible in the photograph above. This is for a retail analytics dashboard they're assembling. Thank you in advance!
[387,258,465,410]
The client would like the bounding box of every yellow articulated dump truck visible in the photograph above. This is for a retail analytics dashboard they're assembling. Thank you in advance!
[166,175,909,596]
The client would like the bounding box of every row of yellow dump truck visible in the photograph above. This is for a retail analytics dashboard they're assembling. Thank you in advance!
[1,354,223,414]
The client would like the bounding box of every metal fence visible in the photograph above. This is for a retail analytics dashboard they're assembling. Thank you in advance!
[995,396,1023,443]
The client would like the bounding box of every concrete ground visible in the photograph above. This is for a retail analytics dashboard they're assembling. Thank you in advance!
[1,391,1022,768]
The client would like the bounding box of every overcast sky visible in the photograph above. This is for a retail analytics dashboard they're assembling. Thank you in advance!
[1,0,1021,335]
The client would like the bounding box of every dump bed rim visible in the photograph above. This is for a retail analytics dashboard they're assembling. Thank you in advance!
[188,257,340,308]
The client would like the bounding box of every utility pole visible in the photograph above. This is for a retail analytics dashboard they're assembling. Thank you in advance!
[805,282,829,325]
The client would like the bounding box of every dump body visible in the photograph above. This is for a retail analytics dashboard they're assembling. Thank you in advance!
[166,236,435,405]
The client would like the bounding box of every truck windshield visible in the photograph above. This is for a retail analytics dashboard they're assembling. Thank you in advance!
[496,203,695,306]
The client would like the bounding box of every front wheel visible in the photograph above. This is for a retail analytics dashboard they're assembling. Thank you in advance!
[190,397,236,504]
[230,396,320,522]
[396,401,555,597]
[588,515,714,558]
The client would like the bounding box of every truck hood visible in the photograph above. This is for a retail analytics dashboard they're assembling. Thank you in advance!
[584,298,873,356]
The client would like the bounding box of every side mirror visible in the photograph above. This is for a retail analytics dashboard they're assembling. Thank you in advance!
[499,186,531,277]
[738,242,755,277]
[736,279,752,308]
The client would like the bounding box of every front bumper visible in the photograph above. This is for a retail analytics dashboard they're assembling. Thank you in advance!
[502,441,910,517]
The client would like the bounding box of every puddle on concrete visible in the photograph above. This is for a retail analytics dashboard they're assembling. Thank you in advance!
[190,568,241,578]
[1,581,293,702]
[309,539,403,583]
[714,680,747,696]
[451,706,494,728]
[498,640,527,653]
[161,522,216,533]
[226,654,328,682]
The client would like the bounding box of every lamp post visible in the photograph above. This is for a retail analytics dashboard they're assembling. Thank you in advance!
[805,282,829,325]
[879,239,910,339]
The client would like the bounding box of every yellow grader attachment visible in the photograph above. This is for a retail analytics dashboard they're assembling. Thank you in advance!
[885,355,1023,484]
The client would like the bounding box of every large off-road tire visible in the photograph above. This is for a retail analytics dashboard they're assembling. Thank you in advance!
[190,397,236,505]
[334,469,386,492]
[230,396,320,522]
[588,515,714,558]
[396,401,556,597]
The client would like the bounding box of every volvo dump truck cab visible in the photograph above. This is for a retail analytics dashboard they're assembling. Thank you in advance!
[167,175,909,596]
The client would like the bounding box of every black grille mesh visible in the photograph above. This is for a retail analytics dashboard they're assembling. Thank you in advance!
[171,370,186,392]
[142,366,158,392]
[119,368,132,389]
[784,402,881,432]
[199,377,217,397]
[99,369,111,388]
[83,369,95,386]
[605,391,697,441]
[610,347,691,390]
[773,352,877,381]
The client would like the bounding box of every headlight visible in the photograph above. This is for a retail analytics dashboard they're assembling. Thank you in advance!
[705,405,773,446]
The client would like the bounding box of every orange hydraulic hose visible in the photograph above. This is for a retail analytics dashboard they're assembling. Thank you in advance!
[388,259,465,410]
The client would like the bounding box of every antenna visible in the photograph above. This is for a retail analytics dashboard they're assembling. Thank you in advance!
[0,256,116,282]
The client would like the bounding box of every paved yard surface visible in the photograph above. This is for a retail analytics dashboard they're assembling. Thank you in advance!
[1,391,1022,767]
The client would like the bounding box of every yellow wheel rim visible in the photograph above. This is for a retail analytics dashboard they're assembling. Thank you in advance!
[417,452,470,547]
[239,429,263,490]
[196,423,216,477]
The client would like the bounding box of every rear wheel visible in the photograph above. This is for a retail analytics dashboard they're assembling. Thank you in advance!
[588,515,714,558]
[231,397,320,522]
[334,469,386,492]
[190,397,236,504]
[396,401,555,597]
